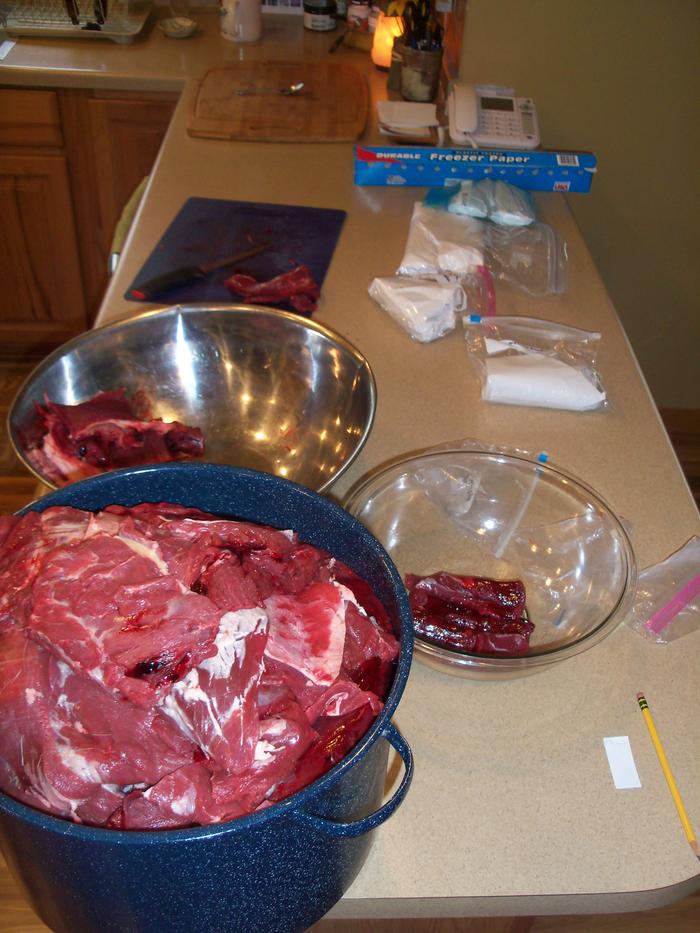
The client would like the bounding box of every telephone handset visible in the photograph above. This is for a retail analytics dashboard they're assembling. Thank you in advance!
[447,83,540,150]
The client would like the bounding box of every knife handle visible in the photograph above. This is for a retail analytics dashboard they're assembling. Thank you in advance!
[129,265,204,300]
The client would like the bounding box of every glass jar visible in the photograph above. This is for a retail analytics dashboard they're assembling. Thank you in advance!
[303,0,337,31]
[347,0,370,32]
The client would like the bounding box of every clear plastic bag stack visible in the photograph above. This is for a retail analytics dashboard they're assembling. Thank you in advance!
[422,186,565,298]
[463,315,607,411]
[447,179,537,227]
[367,204,486,342]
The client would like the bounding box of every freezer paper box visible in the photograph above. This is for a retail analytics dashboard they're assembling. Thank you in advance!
[354,146,597,192]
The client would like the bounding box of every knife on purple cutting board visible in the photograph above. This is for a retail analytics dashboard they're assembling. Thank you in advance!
[128,243,270,300]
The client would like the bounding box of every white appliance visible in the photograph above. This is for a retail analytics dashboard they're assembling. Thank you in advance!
[447,83,540,149]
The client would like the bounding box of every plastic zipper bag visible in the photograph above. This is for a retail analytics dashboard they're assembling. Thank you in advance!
[464,314,607,411]
[485,221,566,296]
[368,274,466,342]
[411,440,551,559]
[444,179,491,219]
[451,179,536,226]
[396,203,486,279]
[402,440,627,627]
[626,536,700,643]
[426,180,537,226]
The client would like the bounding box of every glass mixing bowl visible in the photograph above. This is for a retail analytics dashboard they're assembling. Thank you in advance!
[344,448,637,679]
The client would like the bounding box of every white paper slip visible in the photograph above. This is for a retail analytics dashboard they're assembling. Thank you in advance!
[379,123,433,140]
[377,100,439,129]
[0,41,17,61]
[603,736,642,789]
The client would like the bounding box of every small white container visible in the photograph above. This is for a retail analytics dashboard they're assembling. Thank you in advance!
[220,0,262,43]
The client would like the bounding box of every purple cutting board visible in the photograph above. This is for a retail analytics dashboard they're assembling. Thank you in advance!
[125,197,346,309]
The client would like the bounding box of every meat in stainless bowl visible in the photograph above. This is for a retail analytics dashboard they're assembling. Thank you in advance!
[8,304,376,492]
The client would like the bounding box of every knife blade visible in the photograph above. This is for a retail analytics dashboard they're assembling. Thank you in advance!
[129,243,269,300]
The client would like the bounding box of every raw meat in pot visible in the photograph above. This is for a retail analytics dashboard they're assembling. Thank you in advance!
[0,504,399,829]
[0,626,198,826]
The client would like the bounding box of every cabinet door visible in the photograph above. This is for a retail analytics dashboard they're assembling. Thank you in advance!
[88,96,176,257]
[0,88,63,148]
[0,152,87,353]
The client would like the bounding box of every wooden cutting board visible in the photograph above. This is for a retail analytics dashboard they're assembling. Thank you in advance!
[188,61,368,143]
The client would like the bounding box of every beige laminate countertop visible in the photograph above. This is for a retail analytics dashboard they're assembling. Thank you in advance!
[2,9,699,922]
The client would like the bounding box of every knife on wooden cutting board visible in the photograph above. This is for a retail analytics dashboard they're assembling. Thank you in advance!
[129,243,269,300]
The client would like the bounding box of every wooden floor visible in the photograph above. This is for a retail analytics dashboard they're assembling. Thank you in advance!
[0,359,698,931]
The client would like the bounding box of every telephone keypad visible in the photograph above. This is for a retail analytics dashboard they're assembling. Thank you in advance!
[476,97,539,147]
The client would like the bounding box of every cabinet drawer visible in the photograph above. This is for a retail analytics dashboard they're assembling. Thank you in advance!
[0,89,63,148]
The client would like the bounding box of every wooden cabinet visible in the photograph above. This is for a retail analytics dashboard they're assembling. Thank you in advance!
[0,88,85,354]
[87,95,175,262]
[0,86,176,356]
[0,152,86,351]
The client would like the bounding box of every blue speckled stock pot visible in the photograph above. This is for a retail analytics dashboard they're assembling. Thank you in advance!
[0,463,414,933]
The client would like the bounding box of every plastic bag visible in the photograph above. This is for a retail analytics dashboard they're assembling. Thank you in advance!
[461,265,497,318]
[425,180,537,226]
[444,179,491,219]
[485,221,566,296]
[402,440,626,628]
[449,179,536,226]
[463,315,607,411]
[368,274,466,343]
[626,537,700,643]
[412,441,551,559]
[396,203,485,279]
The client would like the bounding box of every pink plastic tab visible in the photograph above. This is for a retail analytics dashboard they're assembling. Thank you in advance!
[645,573,700,634]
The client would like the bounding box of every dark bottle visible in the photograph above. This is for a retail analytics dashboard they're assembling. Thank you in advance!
[303,0,337,31]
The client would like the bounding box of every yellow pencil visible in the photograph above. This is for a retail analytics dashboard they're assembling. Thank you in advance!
[637,693,699,860]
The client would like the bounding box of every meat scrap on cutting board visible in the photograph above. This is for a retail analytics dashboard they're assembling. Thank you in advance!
[22,389,205,486]
[0,503,399,830]
[224,264,320,316]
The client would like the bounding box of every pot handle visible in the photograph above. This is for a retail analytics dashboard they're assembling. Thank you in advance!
[293,721,413,838]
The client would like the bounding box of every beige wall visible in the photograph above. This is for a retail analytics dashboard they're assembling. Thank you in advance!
[458,0,700,409]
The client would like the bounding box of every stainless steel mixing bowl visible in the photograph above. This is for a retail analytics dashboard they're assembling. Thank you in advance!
[9,304,376,492]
